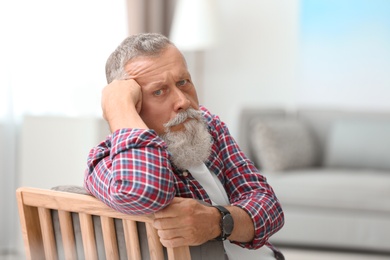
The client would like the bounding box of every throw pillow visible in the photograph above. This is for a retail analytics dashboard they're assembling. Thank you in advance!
[250,118,318,172]
[324,119,390,171]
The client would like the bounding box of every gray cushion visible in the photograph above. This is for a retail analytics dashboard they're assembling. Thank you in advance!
[51,185,91,195]
[265,168,390,213]
[250,118,318,172]
[325,120,390,171]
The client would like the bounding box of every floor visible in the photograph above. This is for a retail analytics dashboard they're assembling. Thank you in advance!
[0,252,20,260]
[280,247,390,260]
[2,248,390,260]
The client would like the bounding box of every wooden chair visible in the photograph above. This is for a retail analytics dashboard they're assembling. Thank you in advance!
[16,187,191,260]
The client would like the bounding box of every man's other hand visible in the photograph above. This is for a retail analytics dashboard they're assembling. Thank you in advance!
[153,197,220,248]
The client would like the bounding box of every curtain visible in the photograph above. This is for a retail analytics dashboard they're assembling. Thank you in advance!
[126,0,176,36]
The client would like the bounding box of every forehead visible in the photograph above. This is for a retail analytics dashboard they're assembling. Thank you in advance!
[124,46,188,81]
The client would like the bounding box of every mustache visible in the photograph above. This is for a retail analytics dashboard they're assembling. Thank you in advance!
[163,108,202,128]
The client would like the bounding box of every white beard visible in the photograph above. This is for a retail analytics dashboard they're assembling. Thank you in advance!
[160,109,212,170]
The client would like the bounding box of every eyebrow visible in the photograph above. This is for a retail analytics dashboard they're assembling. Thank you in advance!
[141,70,190,90]
[141,80,165,91]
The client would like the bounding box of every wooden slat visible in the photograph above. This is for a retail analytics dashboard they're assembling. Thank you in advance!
[167,246,191,260]
[145,222,164,260]
[123,220,142,260]
[17,187,192,260]
[79,213,98,260]
[101,216,119,260]
[58,210,77,260]
[38,207,58,260]
[16,190,45,260]
[18,187,154,222]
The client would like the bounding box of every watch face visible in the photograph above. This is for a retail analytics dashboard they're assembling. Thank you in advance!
[223,214,234,235]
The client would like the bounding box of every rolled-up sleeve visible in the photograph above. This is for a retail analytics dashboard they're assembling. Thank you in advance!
[84,128,176,215]
[203,107,284,249]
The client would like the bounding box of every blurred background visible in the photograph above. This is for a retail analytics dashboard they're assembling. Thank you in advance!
[1,0,389,259]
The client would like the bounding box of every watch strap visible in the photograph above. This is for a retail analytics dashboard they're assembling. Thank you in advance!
[212,205,232,241]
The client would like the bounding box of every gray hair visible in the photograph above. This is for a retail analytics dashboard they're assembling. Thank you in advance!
[105,33,173,83]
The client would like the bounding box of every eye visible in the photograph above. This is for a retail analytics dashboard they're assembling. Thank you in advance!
[177,79,188,87]
[153,89,164,96]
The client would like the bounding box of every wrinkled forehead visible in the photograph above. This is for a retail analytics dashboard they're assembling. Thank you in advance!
[124,46,188,80]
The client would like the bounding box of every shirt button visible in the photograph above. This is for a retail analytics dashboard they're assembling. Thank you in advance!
[183,171,189,177]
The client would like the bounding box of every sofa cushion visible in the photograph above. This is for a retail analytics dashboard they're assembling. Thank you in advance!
[325,120,390,171]
[265,168,390,213]
[250,118,318,172]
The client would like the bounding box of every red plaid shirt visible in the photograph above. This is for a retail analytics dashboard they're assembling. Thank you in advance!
[84,106,284,250]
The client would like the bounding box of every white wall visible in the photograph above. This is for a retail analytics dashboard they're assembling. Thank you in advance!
[19,116,109,189]
[200,0,301,138]
[0,123,18,253]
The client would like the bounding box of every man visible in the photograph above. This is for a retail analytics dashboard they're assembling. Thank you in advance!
[84,33,284,259]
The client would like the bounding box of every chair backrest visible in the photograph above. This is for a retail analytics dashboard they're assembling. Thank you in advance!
[16,187,191,260]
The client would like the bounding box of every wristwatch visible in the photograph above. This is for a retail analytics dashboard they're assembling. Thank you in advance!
[212,205,234,241]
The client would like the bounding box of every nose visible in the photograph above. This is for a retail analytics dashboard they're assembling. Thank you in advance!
[173,88,191,111]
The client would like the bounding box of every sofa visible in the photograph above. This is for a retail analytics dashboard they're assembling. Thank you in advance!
[237,107,390,254]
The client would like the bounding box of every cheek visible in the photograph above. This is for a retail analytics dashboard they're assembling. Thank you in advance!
[188,89,199,106]
[140,106,168,133]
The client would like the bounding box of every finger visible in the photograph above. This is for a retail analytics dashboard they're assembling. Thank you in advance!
[154,198,186,219]
[120,72,137,80]
[160,237,187,248]
[135,90,142,114]
[157,227,185,240]
[156,226,191,248]
[153,215,186,230]
[159,230,203,248]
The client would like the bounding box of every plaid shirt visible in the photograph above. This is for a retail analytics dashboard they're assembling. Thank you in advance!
[84,106,284,250]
